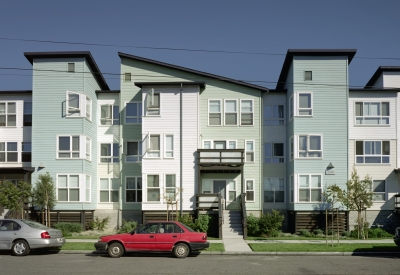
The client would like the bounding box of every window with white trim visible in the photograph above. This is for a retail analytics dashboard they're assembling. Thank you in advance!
[125,102,141,124]
[290,137,294,160]
[147,134,160,158]
[264,142,284,163]
[23,102,32,126]
[355,102,389,125]
[372,180,385,201]
[0,142,18,162]
[289,96,294,120]
[165,174,176,201]
[85,96,92,121]
[165,135,174,158]
[214,141,226,149]
[0,102,16,127]
[228,180,236,201]
[85,175,91,202]
[100,105,120,125]
[100,143,119,163]
[264,105,284,125]
[203,141,212,149]
[356,140,390,164]
[58,136,80,158]
[85,137,91,161]
[99,178,119,203]
[126,177,142,202]
[66,91,80,117]
[245,141,254,162]
[290,175,294,203]
[57,175,79,202]
[21,142,31,162]
[147,175,160,202]
[264,178,285,203]
[146,89,160,116]
[209,100,221,126]
[298,174,322,202]
[126,141,142,162]
[298,135,322,158]
[224,100,237,126]
[298,93,312,116]
[228,141,236,149]
[241,100,253,125]
[245,179,254,201]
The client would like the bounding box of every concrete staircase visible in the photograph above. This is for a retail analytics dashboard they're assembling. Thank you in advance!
[222,210,243,239]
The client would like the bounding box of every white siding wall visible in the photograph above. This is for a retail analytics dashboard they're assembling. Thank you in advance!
[383,72,400,89]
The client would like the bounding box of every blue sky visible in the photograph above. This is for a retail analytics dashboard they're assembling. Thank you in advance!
[1,0,399,90]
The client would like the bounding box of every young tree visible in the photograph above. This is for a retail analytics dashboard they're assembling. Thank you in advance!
[32,173,57,227]
[0,180,31,218]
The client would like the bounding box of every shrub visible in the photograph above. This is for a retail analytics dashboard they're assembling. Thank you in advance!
[258,210,285,236]
[195,214,210,233]
[269,229,281,237]
[246,214,260,236]
[341,231,351,237]
[368,227,393,238]
[327,229,336,236]
[53,222,82,236]
[118,220,137,234]
[298,229,312,237]
[313,229,324,236]
[178,214,196,230]
[87,216,111,231]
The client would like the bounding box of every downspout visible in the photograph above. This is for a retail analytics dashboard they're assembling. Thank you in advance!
[180,83,183,216]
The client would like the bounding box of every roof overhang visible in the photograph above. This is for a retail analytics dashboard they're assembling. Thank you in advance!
[365,66,400,89]
[135,81,206,90]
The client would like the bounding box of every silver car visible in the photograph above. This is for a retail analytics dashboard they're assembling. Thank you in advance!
[0,219,66,256]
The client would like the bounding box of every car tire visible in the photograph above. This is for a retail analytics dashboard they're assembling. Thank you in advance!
[11,240,30,256]
[173,243,189,258]
[108,242,124,258]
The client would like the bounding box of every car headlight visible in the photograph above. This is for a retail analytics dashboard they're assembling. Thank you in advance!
[98,237,103,242]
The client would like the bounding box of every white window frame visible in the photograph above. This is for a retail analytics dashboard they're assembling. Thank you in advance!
[355,140,390,164]
[203,140,213,149]
[146,134,160,158]
[146,89,160,116]
[296,92,313,116]
[290,174,294,203]
[66,91,81,117]
[263,178,285,203]
[100,104,120,125]
[224,99,238,126]
[297,134,322,159]
[85,175,91,202]
[227,140,237,149]
[0,141,18,163]
[125,176,142,203]
[23,101,32,127]
[126,141,142,162]
[208,99,222,126]
[164,134,174,158]
[99,178,119,203]
[56,174,81,202]
[297,174,323,203]
[0,101,17,127]
[147,174,160,202]
[240,99,253,126]
[99,143,120,163]
[85,137,91,161]
[289,95,294,121]
[227,180,236,202]
[264,105,284,125]
[245,179,255,202]
[372,179,386,202]
[355,101,390,126]
[165,174,177,202]
[264,142,284,163]
[125,102,142,124]
[290,136,294,161]
[245,140,255,163]
[85,96,92,121]
[57,135,80,159]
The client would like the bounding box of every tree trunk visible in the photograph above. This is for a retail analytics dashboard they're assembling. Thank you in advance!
[47,207,51,227]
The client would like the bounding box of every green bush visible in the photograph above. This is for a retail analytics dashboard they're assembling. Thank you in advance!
[118,220,137,234]
[53,222,82,235]
[195,214,210,233]
[246,214,260,236]
[87,216,111,231]
[327,229,336,236]
[269,229,281,237]
[368,227,393,238]
[298,229,312,237]
[178,214,196,230]
[258,210,285,237]
[313,229,324,235]
[341,231,351,237]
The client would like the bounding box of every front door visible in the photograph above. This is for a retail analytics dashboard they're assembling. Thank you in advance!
[213,180,226,208]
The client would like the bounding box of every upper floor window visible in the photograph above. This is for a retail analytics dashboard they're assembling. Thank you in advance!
[209,100,221,126]
[245,179,254,202]
[355,102,389,125]
[0,102,16,127]
[298,174,322,202]
[245,140,254,162]
[290,137,294,160]
[126,177,142,202]
[165,135,174,158]
[298,93,312,116]
[100,143,119,163]
[264,178,285,203]
[21,142,31,162]
[147,134,160,158]
[0,142,18,162]
[146,89,160,116]
[224,100,237,126]
[289,96,294,120]
[372,180,385,201]
[125,102,141,124]
[264,142,284,163]
[356,140,389,164]
[298,135,322,158]
[23,102,32,126]
[67,63,75,72]
[85,137,91,161]
[264,105,284,125]
[241,100,253,125]
[203,140,236,149]
[304,71,312,81]
[100,105,120,125]
[126,141,142,162]
[58,136,79,159]
[165,174,176,201]
[124,73,131,82]
[85,96,92,121]
[147,175,160,202]
[99,178,119,203]
[66,91,91,119]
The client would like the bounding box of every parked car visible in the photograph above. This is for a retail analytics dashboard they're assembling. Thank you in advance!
[394,227,400,247]
[0,219,65,256]
[95,221,209,258]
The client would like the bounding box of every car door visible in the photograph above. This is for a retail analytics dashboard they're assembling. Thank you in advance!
[155,223,182,251]
[0,220,21,249]
[126,223,158,251]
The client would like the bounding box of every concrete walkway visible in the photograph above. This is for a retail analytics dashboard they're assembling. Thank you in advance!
[223,238,252,252]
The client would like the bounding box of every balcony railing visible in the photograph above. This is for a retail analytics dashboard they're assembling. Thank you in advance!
[395,194,400,210]
[198,149,244,165]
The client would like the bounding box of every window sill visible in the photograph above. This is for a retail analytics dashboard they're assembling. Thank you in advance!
[124,122,142,125]
[208,125,223,127]
[223,125,239,127]
[245,201,255,203]
[354,125,390,127]
[355,163,391,166]
[240,125,254,127]
[142,202,162,204]
[125,202,142,204]
[296,158,323,160]
[294,115,313,118]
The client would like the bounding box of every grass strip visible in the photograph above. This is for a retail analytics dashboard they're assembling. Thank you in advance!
[249,243,399,252]
[65,235,101,239]
[204,243,224,252]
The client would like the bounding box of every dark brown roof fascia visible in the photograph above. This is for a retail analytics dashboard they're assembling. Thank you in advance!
[135,81,206,89]
[365,66,400,89]
[95,90,120,94]
[0,90,32,94]
[118,52,269,92]
[276,49,357,90]
[24,51,110,90]
[350,88,400,92]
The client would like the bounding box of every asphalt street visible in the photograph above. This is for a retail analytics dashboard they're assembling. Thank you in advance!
[0,252,398,274]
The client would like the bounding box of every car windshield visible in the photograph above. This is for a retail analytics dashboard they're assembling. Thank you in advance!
[20,220,50,229]
[178,222,195,232]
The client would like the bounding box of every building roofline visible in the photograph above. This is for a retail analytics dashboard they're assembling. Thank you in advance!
[134,81,206,89]
[118,52,269,92]
[350,88,400,92]
[24,51,110,90]
[0,90,32,94]
[365,66,400,89]
[95,90,120,94]
[276,49,357,90]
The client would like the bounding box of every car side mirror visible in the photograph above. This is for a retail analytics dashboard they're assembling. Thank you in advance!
[130,229,136,235]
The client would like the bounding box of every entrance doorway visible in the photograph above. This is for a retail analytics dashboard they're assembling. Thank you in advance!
[213,180,226,208]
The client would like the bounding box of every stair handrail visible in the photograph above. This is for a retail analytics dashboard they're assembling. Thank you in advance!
[218,192,223,238]
[240,193,247,238]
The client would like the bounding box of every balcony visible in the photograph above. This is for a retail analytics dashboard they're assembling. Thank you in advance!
[197,149,244,173]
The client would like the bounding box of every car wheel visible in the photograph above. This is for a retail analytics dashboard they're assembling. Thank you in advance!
[108,242,124,258]
[173,243,189,258]
[11,240,30,256]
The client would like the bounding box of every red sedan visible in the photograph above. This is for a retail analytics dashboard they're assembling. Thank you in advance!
[95,221,209,258]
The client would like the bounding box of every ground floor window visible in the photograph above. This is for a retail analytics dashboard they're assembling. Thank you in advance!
[126,177,142,202]
[298,174,322,202]
[147,175,160,202]
[57,175,80,202]
[99,178,119,203]
[372,180,385,201]
[263,178,285,203]
[245,179,254,201]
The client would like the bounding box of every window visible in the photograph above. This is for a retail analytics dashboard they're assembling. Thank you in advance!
[0,142,18,162]
[165,135,174,158]
[298,93,312,116]
[126,177,142,202]
[125,102,141,124]
[356,141,389,164]
[228,141,236,149]
[264,178,285,203]
[298,175,322,202]
[372,180,385,201]
[203,141,212,149]
[85,175,91,202]
[66,91,91,118]
[290,137,294,160]
[290,175,294,203]
[99,178,119,203]
[165,175,176,201]
[100,105,120,125]
[100,143,119,163]
[264,105,284,125]
[66,92,80,116]
[146,89,160,116]
[147,134,160,158]
[264,143,284,163]
[228,180,236,201]
[23,102,32,126]
[57,175,79,202]
[214,141,226,149]
[58,136,79,158]
[289,96,294,120]
[355,102,389,125]
[21,142,31,162]
[224,100,237,125]
[85,96,92,121]
[298,135,322,158]
[304,71,312,81]
[209,100,221,126]
[0,220,21,231]
[67,63,75,72]
[85,137,91,161]
[245,180,254,201]
[241,100,253,125]
[147,175,160,202]
[124,73,131,82]
[126,141,142,162]
[0,102,16,127]
[245,141,254,162]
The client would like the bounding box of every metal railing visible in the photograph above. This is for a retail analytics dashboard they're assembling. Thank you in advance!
[240,193,247,238]
[197,149,244,165]
[218,193,223,239]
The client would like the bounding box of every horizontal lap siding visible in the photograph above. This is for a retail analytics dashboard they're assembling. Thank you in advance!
[383,73,400,89]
